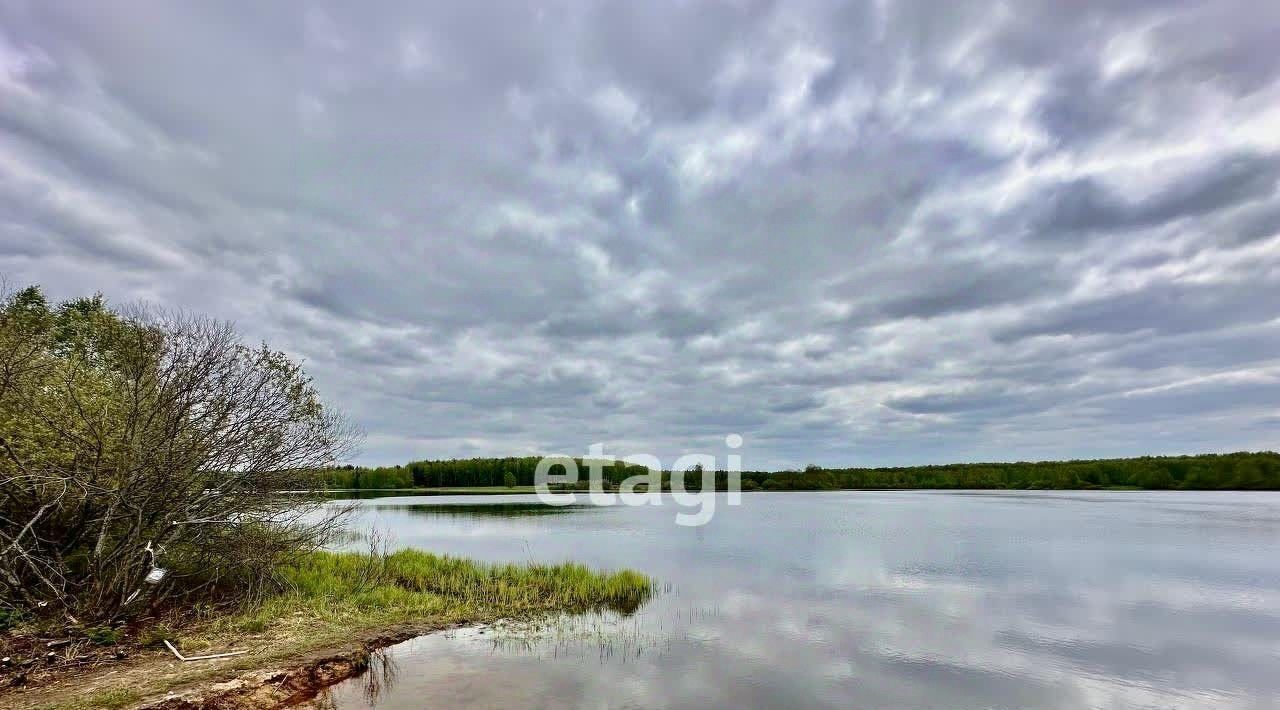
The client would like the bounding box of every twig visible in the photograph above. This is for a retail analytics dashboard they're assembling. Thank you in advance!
[162,640,249,662]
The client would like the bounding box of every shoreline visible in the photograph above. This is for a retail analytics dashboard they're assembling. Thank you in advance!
[4,618,480,710]
[142,620,471,709]
[0,551,652,710]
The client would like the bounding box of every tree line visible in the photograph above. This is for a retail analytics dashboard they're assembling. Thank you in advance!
[320,451,1280,491]
[318,457,652,489]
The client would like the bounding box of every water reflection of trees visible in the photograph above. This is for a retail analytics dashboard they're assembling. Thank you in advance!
[311,646,400,708]
[374,503,599,519]
[360,647,399,706]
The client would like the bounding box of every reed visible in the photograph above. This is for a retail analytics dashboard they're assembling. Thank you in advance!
[217,550,653,636]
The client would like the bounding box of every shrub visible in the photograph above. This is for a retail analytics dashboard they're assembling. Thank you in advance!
[0,286,359,621]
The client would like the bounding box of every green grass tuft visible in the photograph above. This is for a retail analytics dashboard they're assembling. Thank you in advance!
[267,549,653,618]
[186,549,654,645]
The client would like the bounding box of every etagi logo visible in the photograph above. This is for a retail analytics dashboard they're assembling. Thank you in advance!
[533,434,744,527]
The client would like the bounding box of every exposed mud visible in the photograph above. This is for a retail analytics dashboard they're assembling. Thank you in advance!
[0,620,468,710]
[138,624,462,710]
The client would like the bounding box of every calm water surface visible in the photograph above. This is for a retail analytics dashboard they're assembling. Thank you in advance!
[319,491,1280,709]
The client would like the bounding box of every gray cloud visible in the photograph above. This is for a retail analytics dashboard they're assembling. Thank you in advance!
[1022,151,1280,242]
[2,0,1278,468]
[997,274,1280,341]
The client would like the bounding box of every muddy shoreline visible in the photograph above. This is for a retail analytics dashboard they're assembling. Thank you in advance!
[138,622,463,710]
[0,620,468,710]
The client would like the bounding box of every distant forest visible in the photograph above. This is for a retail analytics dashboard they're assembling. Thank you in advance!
[319,451,1280,491]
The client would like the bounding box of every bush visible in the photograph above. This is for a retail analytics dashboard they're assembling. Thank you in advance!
[0,286,359,621]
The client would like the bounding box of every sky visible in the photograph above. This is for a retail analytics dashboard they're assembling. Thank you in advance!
[1,1,1278,470]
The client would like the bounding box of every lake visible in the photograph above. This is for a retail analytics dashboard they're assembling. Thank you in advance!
[318,491,1280,709]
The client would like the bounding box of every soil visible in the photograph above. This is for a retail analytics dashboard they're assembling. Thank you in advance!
[0,621,465,710]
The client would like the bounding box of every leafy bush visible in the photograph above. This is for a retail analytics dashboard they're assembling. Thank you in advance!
[0,286,359,621]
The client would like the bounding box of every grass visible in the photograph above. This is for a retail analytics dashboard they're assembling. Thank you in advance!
[221,549,653,634]
[33,688,144,710]
[14,550,653,710]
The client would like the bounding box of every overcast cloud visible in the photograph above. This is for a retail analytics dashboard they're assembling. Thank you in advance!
[2,1,1278,468]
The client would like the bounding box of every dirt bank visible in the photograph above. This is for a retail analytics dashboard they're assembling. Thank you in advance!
[1,621,467,710]
[139,623,459,710]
